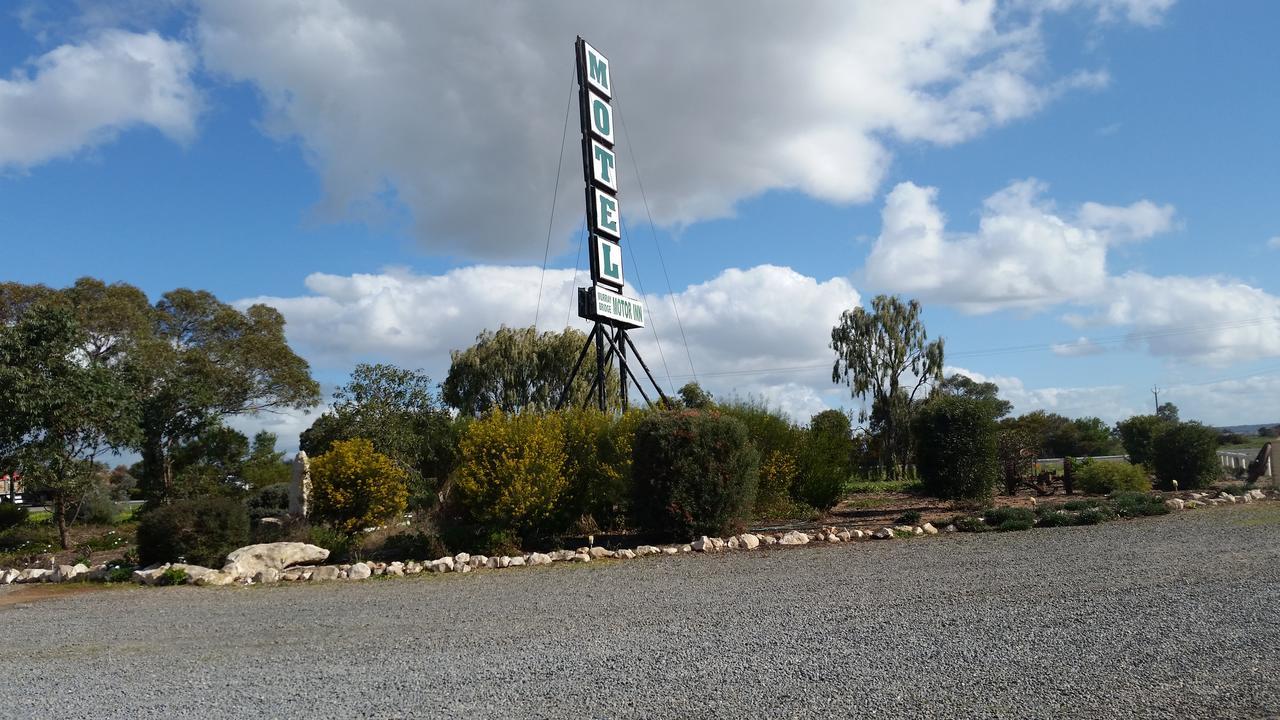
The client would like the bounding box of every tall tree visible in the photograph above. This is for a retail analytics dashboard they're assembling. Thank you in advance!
[830,295,944,478]
[138,290,320,502]
[301,363,457,507]
[0,306,139,548]
[935,373,1013,420]
[443,326,617,415]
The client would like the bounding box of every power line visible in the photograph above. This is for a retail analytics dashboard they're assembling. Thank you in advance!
[614,99,698,382]
[533,69,576,330]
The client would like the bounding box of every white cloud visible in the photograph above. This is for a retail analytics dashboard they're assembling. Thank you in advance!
[1267,236,1280,250]
[946,366,1138,423]
[191,0,1152,259]
[240,263,858,420]
[1025,0,1175,26]
[1085,273,1280,365]
[1051,337,1106,356]
[0,30,198,168]
[864,178,1173,312]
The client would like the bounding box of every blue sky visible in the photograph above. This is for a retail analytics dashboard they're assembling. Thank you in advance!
[2,1,1278,445]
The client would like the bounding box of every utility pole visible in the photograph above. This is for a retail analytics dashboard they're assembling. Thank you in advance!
[1151,385,1160,414]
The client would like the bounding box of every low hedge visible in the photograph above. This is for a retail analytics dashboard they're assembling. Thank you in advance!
[136,497,250,567]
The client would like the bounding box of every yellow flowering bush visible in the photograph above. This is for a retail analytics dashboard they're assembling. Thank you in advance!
[453,412,568,543]
[310,438,409,535]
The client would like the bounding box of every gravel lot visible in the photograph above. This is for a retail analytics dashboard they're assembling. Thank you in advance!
[3,504,1278,719]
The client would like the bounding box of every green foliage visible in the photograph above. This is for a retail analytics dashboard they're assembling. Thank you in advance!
[77,479,121,525]
[896,510,922,526]
[913,395,999,500]
[0,304,140,548]
[1035,509,1075,528]
[983,506,1035,531]
[246,482,290,522]
[1075,508,1109,525]
[240,432,291,489]
[1151,421,1221,490]
[1001,411,1120,458]
[996,428,1036,495]
[952,515,989,533]
[443,326,616,415]
[631,410,760,539]
[796,409,854,510]
[310,438,409,536]
[1115,414,1170,467]
[0,503,28,533]
[1108,491,1171,518]
[105,566,134,583]
[677,382,714,409]
[936,374,1012,420]
[301,364,459,510]
[1075,460,1151,495]
[136,496,251,567]
[719,400,800,515]
[831,295,944,479]
[558,409,639,532]
[155,566,190,587]
[452,412,568,545]
[372,528,448,561]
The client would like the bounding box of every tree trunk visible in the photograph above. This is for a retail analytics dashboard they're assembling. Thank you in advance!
[54,493,69,550]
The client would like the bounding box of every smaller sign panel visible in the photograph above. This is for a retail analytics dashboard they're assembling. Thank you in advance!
[581,40,611,99]
[589,139,618,193]
[591,236,624,289]
[590,285,645,328]
[592,187,621,239]
[588,90,614,145]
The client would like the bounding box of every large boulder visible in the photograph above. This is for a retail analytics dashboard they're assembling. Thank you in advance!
[223,542,329,578]
[348,562,372,580]
[1,568,20,585]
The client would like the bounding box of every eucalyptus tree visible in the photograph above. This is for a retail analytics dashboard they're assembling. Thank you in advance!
[830,295,944,479]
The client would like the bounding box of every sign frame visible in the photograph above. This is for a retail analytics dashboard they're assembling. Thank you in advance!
[590,236,624,290]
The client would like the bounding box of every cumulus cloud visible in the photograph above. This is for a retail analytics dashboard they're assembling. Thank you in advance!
[240,263,859,419]
[189,0,1158,259]
[864,179,1174,312]
[0,30,198,168]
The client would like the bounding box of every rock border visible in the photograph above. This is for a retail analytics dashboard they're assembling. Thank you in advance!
[1,488,1270,588]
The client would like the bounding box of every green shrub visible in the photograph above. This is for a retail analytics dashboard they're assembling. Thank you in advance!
[1061,499,1094,512]
[155,566,189,587]
[896,510,922,526]
[1107,491,1170,518]
[720,401,799,514]
[136,497,250,567]
[1075,460,1151,494]
[983,507,1035,531]
[631,410,759,539]
[105,566,134,583]
[1151,421,1221,490]
[77,483,120,525]
[373,528,447,561]
[246,482,290,521]
[796,409,854,510]
[0,503,28,533]
[913,396,999,500]
[1036,509,1074,528]
[453,412,568,545]
[952,515,989,533]
[559,409,639,533]
[307,524,357,563]
[1075,508,1109,525]
[310,438,409,536]
[1116,414,1170,467]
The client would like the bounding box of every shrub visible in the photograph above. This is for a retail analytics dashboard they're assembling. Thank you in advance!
[105,566,134,583]
[720,401,800,514]
[155,566,189,587]
[453,412,568,545]
[913,396,999,501]
[0,503,28,533]
[1075,460,1151,495]
[559,409,639,533]
[796,410,854,510]
[896,510,922,526]
[372,528,448,561]
[983,507,1035,531]
[136,497,251,567]
[1108,491,1170,518]
[1151,422,1221,490]
[246,482,291,521]
[1075,508,1109,525]
[310,438,409,536]
[952,515,989,533]
[1036,509,1074,528]
[631,410,759,539]
[77,482,121,525]
[1115,415,1170,467]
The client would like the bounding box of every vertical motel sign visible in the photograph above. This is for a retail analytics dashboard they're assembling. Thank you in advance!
[576,38,645,328]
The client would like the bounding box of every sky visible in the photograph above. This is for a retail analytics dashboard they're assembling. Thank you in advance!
[2,0,1279,449]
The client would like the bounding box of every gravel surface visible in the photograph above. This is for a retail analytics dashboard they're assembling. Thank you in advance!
[3,504,1278,719]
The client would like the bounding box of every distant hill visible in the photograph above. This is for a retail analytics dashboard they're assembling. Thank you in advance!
[1218,423,1280,435]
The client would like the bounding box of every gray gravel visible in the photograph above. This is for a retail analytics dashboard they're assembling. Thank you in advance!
[3,504,1279,719]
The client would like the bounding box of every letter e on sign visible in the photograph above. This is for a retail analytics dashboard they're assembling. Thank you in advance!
[593,188,620,239]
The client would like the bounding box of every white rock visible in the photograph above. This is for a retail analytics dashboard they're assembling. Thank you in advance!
[851,529,865,539]
[550,549,576,562]
[347,562,372,580]
[761,535,778,545]
[921,523,938,535]
[253,568,281,584]
[739,533,761,550]
[223,542,330,578]
[1184,500,1205,509]
[1241,493,1253,504]
[873,527,895,539]
[662,547,679,555]
[727,536,740,550]
[456,562,471,573]
[691,536,714,552]
[405,561,423,574]
[1165,498,1185,511]
[779,530,810,546]
[508,556,527,567]
[468,555,488,569]
[523,554,546,566]
[679,544,692,553]
[279,568,306,582]
[894,525,916,535]
[1190,492,1207,500]
[836,530,852,542]
[386,561,406,575]
[1,568,19,584]
[129,565,169,585]
[454,553,471,566]
[634,545,660,557]
[571,553,591,562]
[615,549,636,559]
[588,546,614,559]
[17,568,50,583]
[1221,493,1237,503]
[309,565,340,581]
[943,524,958,533]
[1248,488,1266,500]
[432,557,455,573]
[52,563,89,582]
[195,570,236,586]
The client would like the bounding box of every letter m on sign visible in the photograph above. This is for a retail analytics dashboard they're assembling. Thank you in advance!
[582,40,610,99]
